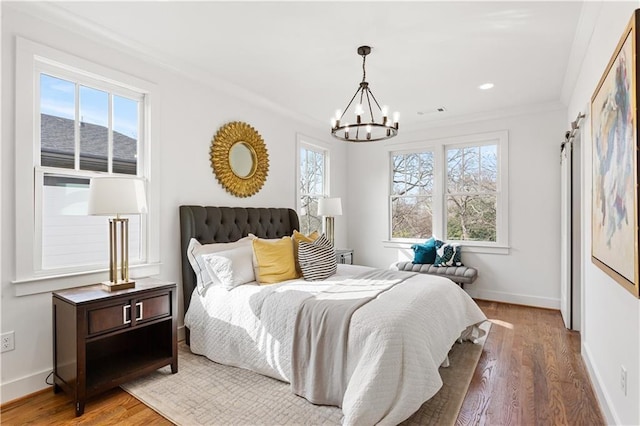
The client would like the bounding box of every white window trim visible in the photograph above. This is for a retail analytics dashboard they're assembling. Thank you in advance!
[295,133,330,211]
[386,130,509,254]
[14,37,161,295]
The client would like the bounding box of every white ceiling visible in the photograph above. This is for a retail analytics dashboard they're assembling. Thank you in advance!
[33,1,583,131]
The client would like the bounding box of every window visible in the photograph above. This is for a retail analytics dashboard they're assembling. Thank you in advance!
[391,151,434,239]
[15,37,159,290]
[37,70,144,272]
[446,144,498,242]
[298,139,328,234]
[389,131,508,247]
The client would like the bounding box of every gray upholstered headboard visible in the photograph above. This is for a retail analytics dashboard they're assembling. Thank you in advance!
[179,205,300,321]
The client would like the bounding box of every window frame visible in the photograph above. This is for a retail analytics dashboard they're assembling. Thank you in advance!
[14,37,161,295]
[387,130,509,253]
[296,134,330,235]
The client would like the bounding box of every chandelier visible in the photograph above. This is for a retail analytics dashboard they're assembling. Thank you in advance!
[331,45,399,142]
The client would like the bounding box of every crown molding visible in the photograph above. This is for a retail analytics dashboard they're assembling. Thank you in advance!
[5,2,325,133]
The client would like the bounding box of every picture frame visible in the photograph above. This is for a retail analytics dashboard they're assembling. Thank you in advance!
[590,9,640,298]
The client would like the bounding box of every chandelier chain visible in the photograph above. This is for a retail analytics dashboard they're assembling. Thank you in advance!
[361,53,367,83]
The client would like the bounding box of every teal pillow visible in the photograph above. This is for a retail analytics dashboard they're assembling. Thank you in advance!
[434,240,463,266]
[411,238,437,264]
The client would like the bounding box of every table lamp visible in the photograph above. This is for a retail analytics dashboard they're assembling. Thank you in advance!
[318,197,342,246]
[88,177,147,291]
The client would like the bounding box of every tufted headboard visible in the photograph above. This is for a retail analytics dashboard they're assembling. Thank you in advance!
[179,205,300,319]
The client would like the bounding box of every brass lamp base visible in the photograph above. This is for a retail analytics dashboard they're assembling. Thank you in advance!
[101,280,136,292]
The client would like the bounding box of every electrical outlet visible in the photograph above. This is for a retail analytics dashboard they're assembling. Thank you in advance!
[620,366,627,396]
[1,331,15,353]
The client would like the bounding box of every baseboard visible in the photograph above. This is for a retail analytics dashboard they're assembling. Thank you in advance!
[466,288,560,310]
[581,341,617,425]
[178,325,186,342]
[0,368,51,405]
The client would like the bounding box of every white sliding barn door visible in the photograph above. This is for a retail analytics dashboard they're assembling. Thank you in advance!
[560,142,572,329]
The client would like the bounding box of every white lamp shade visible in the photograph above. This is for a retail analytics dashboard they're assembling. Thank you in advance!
[88,177,148,216]
[318,197,342,217]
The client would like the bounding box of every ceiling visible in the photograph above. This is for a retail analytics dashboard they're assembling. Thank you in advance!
[31,1,583,131]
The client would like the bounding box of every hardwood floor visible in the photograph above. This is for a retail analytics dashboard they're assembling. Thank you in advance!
[458,300,604,426]
[1,301,604,425]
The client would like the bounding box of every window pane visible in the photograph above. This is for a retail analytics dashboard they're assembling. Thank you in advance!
[308,150,324,195]
[113,95,139,175]
[299,195,322,234]
[299,145,326,234]
[446,194,496,242]
[448,146,479,193]
[42,175,142,270]
[391,152,433,196]
[79,86,109,172]
[480,144,498,191]
[40,74,75,169]
[448,144,498,193]
[391,196,432,239]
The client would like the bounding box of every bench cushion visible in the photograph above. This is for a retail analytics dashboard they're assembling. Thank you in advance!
[392,261,478,285]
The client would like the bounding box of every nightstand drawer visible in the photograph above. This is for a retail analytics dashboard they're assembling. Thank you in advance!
[88,302,129,335]
[138,293,171,323]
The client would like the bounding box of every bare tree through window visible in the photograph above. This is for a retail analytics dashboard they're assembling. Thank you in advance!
[446,144,497,241]
[390,143,499,242]
[299,146,326,234]
[390,152,434,238]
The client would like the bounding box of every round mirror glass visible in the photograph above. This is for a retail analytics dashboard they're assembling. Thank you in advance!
[229,142,256,178]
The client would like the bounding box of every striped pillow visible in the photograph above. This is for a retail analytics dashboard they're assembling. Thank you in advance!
[298,234,337,281]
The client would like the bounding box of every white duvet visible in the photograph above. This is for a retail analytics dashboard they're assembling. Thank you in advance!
[184,264,486,425]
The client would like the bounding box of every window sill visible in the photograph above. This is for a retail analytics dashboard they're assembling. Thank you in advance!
[12,262,162,296]
[382,240,510,255]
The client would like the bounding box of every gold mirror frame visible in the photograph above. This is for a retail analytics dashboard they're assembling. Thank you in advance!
[210,121,269,197]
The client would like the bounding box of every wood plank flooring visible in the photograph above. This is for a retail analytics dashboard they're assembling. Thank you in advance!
[1,300,605,425]
[458,301,604,425]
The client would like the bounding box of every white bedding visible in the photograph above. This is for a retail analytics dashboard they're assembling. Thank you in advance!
[184,264,486,425]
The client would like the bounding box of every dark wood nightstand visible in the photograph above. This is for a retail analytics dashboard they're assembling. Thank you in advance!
[52,278,177,416]
[335,249,354,265]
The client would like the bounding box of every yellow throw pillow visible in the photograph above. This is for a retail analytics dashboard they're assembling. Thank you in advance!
[252,236,298,284]
[292,230,320,277]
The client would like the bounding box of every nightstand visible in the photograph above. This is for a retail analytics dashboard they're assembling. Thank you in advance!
[52,278,177,416]
[335,249,354,265]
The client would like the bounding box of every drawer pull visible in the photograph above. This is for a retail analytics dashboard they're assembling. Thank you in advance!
[136,302,143,321]
[123,304,131,324]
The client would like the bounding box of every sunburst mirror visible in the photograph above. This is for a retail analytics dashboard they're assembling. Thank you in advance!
[210,121,269,197]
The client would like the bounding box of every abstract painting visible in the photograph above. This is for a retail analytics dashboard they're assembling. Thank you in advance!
[591,10,639,298]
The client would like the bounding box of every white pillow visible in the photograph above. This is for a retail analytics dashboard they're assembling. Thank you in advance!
[186,236,254,293]
[201,245,256,290]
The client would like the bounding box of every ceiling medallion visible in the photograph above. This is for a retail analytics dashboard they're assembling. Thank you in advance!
[331,45,399,142]
[210,121,269,198]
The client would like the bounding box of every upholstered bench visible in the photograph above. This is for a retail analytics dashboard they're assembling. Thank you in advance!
[391,261,478,289]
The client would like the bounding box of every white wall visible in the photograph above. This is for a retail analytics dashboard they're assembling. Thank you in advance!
[0,5,347,402]
[565,2,640,424]
[346,106,567,309]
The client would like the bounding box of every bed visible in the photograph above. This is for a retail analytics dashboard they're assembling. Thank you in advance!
[179,205,487,426]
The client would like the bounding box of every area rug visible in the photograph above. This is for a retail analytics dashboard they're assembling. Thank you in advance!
[122,322,490,426]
